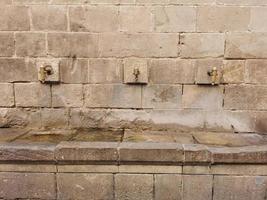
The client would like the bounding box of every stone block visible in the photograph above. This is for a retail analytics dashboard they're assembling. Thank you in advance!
[89,59,123,83]
[213,176,267,200]
[155,174,182,200]
[84,84,142,108]
[15,83,51,107]
[224,85,267,110]
[0,58,37,83]
[0,143,56,162]
[15,33,46,57]
[250,7,267,32]
[197,6,250,32]
[57,173,113,200]
[149,59,196,84]
[142,84,182,109]
[70,6,119,32]
[0,173,55,199]
[48,33,98,57]
[60,58,88,83]
[180,33,224,58]
[58,165,118,173]
[211,165,267,175]
[55,141,119,163]
[119,142,184,163]
[222,60,245,84]
[183,175,213,200]
[41,108,69,128]
[184,144,211,163]
[124,58,148,84]
[120,6,153,32]
[255,111,267,134]
[0,33,14,57]
[182,85,224,110]
[0,129,27,142]
[183,166,211,174]
[217,0,267,5]
[0,83,14,107]
[245,59,267,84]
[52,84,83,107]
[153,6,196,32]
[99,33,178,57]
[119,165,182,174]
[31,5,67,31]
[115,174,153,200]
[0,6,30,30]
[225,33,267,58]
[0,164,56,173]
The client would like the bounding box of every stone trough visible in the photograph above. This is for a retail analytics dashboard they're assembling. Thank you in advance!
[1,128,267,200]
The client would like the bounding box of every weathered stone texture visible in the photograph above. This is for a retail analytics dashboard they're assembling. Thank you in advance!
[84,84,141,108]
[57,173,113,200]
[0,84,14,107]
[197,6,250,32]
[245,60,267,84]
[48,33,98,57]
[99,33,178,57]
[52,84,83,107]
[0,6,30,31]
[31,6,67,31]
[0,33,14,57]
[115,174,153,200]
[15,33,46,57]
[70,6,119,32]
[15,83,51,107]
[155,174,182,200]
[180,33,224,58]
[0,173,55,199]
[213,176,267,200]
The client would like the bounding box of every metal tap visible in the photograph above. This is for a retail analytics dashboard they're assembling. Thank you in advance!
[38,65,53,83]
[207,67,218,85]
[133,67,140,82]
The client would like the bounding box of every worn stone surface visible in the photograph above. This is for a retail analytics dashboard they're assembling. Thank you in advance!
[245,59,267,84]
[222,60,245,84]
[31,5,67,31]
[183,175,213,200]
[15,83,51,107]
[52,84,83,107]
[155,174,182,200]
[213,176,267,200]
[15,33,46,57]
[0,84,14,107]
[89,59,123,83]
[57,173,113,200]
[0,129,27,142]
[142,84,182,109]
[115,174,153,200]
[0,33,14,57]
[0,172,56,199]
[84,84,142,108]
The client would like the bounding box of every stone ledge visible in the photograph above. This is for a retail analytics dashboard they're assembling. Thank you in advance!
[0,141,267,165]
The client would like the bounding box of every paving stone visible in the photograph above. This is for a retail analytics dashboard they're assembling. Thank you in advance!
[155,174,182,200]
[57,173,113,200]
[115,174,153,200]
[0,172,55,199]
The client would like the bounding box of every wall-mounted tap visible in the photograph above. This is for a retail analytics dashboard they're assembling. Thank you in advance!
[207,67,218,85]
[133,67,141,82]
[38,65,53,83]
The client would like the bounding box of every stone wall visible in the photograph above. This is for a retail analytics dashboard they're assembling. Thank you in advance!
[0,0,266,133]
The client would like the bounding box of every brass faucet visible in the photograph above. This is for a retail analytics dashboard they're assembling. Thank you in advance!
[133,67,140,82]
[38,65,53,83]
[207,67,218,85]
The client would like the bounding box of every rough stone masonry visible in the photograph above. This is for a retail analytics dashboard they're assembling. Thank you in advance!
[0,0,266,135]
